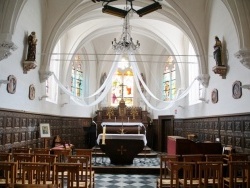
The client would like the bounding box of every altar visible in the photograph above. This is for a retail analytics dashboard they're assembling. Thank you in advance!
[97,134,147,165]
[101,122,146,134]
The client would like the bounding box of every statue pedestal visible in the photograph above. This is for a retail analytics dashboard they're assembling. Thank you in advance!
[212,65,227,78]
[23,60,37,74]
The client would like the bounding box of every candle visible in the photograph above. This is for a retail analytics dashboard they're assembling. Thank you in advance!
[115,117,116,122]
[102,126,106,145]
[138,126,140,134]
[128,117,129,122]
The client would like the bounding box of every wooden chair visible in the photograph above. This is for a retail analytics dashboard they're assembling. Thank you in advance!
[35,154,57,181]
[32,148,51,155]
[0,161,17,187]
[182,154,204,179]
[74,149,94,187]
[0,152,11,162]
[170,161,199,187]
[12,148,31,154]
[228,153,249,161]
[16,162,49,184]
[222,145,234,155]
[197,161,223,188]
[68,155,91,188]
[156,154,180,188]
[223,161,250,188]
[205,154,228,177]
[54,162,90,188]
[205,154,226,162]
[53,149,71,162]
[12,153,34,180]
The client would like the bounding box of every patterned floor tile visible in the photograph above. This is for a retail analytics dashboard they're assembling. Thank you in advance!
[95,174,157,188]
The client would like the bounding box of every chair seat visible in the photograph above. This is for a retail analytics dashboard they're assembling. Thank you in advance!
[224,177,246,183]
[15,179,57,185]
[72,180,91,188]
[157,178,176,187]
[0,178,11,183]
[179,179,199,186]
[201,178,220,184]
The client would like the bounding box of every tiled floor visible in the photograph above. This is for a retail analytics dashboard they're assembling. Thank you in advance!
[93,156,159,187]
[95,174,157,188]
[93,156,160,167]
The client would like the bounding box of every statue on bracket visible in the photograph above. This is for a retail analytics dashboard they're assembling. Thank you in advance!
[23,31,38,74]
[213,36,222,66]
[212,36,227,78]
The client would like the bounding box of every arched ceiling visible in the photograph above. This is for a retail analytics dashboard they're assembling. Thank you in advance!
[40,0,210,82]
[52,0,203,61]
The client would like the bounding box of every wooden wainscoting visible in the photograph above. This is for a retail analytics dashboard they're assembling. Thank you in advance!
[0,108,91,152]
[173,113,250,153]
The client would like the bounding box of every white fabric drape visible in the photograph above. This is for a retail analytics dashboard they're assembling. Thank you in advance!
[50,53,198,110]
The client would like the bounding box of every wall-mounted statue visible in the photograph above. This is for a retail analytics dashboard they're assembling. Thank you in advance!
[26,31,38,61]
[23,31,38,74]
[213,36,222,66]
[212,36,227,78]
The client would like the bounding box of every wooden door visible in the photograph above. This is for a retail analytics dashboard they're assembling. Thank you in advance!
[158,115,174,152]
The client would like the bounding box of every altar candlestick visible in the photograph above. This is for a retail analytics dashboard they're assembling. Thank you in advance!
[102,126,106,145]
[138,126,140,134]
[115,117,116,122]
[128,117,129,122]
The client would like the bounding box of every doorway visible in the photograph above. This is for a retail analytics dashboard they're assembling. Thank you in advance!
[158,115,174,152]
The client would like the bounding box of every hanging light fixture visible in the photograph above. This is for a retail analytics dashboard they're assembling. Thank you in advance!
[93,0,162,18]
[111,11,140,53]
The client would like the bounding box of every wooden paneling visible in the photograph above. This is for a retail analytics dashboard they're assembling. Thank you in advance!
[174,113,250,154]
[0,109,91,152]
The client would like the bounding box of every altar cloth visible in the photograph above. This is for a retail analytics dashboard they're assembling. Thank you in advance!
[97,133,147,146]
[101,122,144,127]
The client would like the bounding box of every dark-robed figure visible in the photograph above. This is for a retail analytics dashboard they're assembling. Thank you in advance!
[213,36,222,66]
[26,31,37,61]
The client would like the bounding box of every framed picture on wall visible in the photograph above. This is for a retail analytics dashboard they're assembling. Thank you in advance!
[211,89,218,104]
[232,80,242,99]
[40,123,51,138]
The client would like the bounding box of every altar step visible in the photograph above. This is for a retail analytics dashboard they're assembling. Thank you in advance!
[92,156,160,174]
[93,165,160,174]
[92,146,157,158]
[92,146,160,174]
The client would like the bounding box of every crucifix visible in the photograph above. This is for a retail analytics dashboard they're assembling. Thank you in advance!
[119,83,126,100]
[119,83,127,134]
[117,145,127,155]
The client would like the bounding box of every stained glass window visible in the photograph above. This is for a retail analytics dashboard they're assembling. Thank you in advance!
[71,56,83,97]
[163,56,176,101]
[111,58,133,106]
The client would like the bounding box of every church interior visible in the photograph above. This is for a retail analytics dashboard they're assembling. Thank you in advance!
[0,0,250,187]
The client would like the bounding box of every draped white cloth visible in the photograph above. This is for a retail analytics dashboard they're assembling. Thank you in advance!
[51,53,198,110]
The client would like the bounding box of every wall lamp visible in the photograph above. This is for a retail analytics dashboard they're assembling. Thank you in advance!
[136,2,162,17]
[241,84,250,90]
[0,80,10,87]
[102,5,128,18]
[39,95,48,101]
